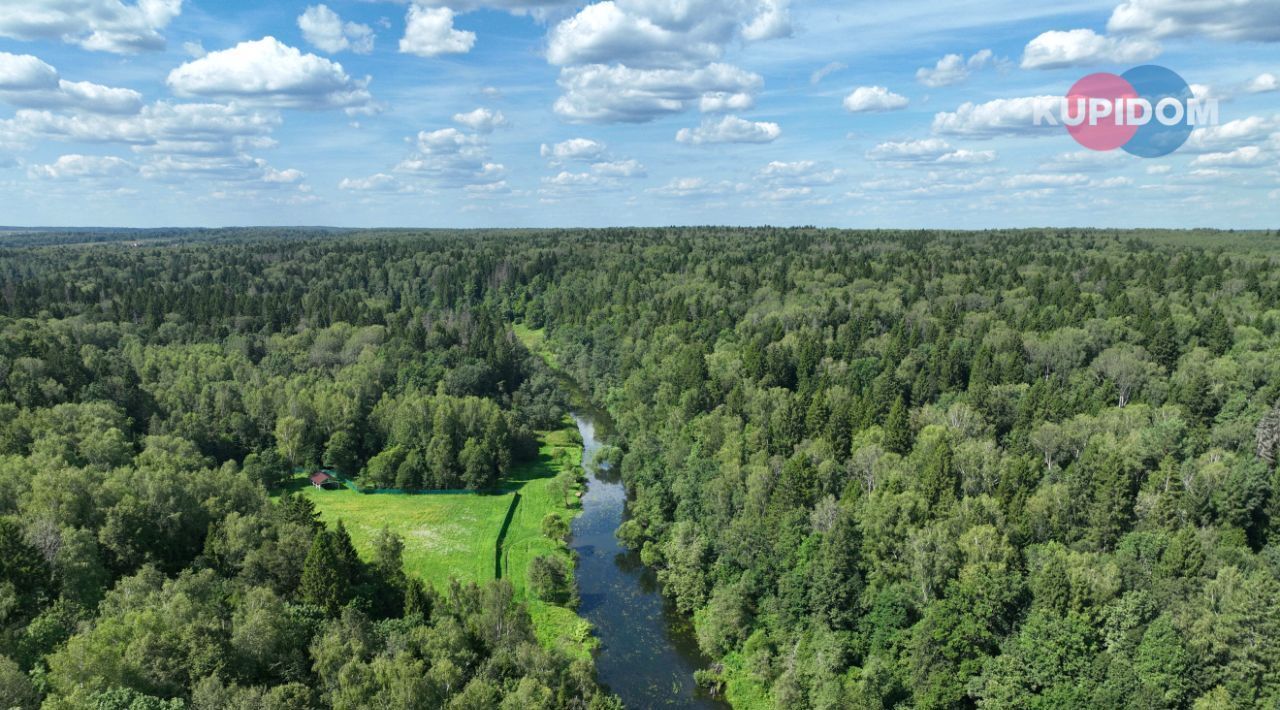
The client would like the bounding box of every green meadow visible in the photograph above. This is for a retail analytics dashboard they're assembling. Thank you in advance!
[286,423,592,658]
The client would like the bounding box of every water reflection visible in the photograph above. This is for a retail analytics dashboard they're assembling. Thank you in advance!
[570,414,728,709]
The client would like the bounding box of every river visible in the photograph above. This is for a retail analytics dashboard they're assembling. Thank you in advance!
[570,414,728,709]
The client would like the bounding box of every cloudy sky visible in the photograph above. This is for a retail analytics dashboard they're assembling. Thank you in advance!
[0,0,1277,228]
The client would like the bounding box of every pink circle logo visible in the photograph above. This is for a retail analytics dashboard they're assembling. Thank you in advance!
[1065,72,1140,151]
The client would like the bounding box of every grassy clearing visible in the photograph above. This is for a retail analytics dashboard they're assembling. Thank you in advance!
[512,323,559,369]
[281,421,593,659]
[500,425,592,658]
[285,480,513,590]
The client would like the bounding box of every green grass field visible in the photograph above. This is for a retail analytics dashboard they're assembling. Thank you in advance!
[498,426,591,656]
[512,323,559,369]
[282,422,592,658]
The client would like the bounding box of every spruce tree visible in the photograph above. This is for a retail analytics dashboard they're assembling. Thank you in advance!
[884,396,913,455]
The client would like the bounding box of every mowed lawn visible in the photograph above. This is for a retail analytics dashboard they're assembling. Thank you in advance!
[294,484,514,590]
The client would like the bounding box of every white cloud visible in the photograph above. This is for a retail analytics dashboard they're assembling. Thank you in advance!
[0,0,182,54]
[0,51,142,114]
[452,107,507,132]
[394,127,506,189]
[299,4,374,55]
[932,95,1060,138]
[758,160,843,185]
[541,138,607,161]
[1108,0,1280,41]
[1021,29,1161,70]
[810,61,846,85]
[554,62,762,123]
[1191,146,1269,167]
[262,166,304,183]
[182,40,205,58]
[339,173,405,191]
[0,52,58,90]
[649,176,744,197]
[675,115,780,144]
[698,91,755,113]
[867,138,952,162]
[546,0,786,124]
[28,153,135,179]
[543,170,603,187]
[167,37,373,110]
[937,148,997,164]
[867,138,995,164]
[1246,73,1278,94]
[843,86,908,113]
[591,159,646,176]
[547,0,790,68]
[742,0,791,41]
[916,49,994,88]
[0,102,280,163]
[400,6,474,57]
[1183,116,1277,152]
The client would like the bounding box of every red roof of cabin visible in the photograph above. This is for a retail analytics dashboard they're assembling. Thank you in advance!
[309,472,333,485]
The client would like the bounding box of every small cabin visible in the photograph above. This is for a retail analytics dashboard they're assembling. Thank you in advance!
[309,471,336,489]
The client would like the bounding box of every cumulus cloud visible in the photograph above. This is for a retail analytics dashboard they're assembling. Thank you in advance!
[0,52,58,90]
[698,91,755,113]
[1182,116,1277,152]
[0,0,182,53]
[540,137,607,161]
[28,153,135,179]
[546,0,787,123]
[1191,145,1269,167]
[3,99,303,186]
[400,6,474,57]
[538,155,645,198]
[1247,73,1278,94]
[843,86,909,113]
[916,50,994,88]
[591,159,646,177]
[547,0,790,68]
[931,96,1060,138]
[867,138,996,165]
[0,51,142,114]
[554,62,762,123]
[393,127,506,189]
[675,115,780,144]
[758,160,843,186]
[167,37,373,110]
[0,101,281,168]
[1108,0,1280,41]
[1021,29,1161,70]
[339,173,402,191]
[299,4,374,55]
[452,107,507,132]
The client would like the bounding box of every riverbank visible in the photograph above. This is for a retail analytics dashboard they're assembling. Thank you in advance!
[517,324,730,708]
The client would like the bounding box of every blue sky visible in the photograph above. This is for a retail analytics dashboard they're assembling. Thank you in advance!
[0,0,1277,228]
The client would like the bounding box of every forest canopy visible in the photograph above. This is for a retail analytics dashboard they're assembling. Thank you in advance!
[1,227,1279,709]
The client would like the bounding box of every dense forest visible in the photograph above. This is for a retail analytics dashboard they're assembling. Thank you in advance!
[2,228,1280,709]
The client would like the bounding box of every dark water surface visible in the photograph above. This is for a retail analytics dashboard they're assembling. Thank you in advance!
[570,414,728,709]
